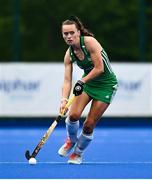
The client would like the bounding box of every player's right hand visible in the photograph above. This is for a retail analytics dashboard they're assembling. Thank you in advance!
[60,98,68,115]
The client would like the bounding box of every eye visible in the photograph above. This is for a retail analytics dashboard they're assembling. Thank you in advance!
[70,31,75,35]
[64,32,68,36]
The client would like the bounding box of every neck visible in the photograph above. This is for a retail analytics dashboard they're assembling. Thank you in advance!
[71,37,81,50]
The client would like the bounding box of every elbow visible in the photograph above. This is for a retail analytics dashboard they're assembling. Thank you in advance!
[98,67,104,75]
[94,67,104,76]
[100,68,104,74]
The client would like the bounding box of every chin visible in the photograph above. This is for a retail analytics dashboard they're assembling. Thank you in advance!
[67,43,73,46]
[66,41,73,46]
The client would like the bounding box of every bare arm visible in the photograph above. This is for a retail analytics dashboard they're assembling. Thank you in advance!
[62,48,73,99]
[81,36,104,83]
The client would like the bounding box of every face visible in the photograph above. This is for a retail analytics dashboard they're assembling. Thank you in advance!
[62,24,80,46]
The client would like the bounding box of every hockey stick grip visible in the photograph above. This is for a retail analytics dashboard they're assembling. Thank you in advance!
[60,95,75,116]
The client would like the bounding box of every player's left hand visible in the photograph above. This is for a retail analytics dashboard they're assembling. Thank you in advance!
[73,80,84,96]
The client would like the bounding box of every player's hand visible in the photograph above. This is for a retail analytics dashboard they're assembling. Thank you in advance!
[73,80,84,96]
[60,98,68,115]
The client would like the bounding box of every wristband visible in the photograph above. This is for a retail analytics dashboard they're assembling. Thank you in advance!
[61,97,68,103]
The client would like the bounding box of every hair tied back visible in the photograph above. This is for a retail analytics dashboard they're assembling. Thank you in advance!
[69,15,79,22]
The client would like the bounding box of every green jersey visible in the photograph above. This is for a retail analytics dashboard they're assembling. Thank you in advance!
[69,36,118,103]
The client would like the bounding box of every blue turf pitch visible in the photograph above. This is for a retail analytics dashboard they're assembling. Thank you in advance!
[1,121,152,178]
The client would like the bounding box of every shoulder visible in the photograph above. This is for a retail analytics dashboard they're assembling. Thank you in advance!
[83,36,102,52]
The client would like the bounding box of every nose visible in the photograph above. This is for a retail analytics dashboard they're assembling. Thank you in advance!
[67,33,71,38]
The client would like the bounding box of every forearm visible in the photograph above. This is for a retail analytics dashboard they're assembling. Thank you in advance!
[81,67,103,83]
[62,81,72,99]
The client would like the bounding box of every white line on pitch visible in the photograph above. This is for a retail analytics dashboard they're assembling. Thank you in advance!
[1,161,152,164]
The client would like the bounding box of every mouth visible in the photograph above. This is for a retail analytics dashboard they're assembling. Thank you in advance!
[67,39,73,44]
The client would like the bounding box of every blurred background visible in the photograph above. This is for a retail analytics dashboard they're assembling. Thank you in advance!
[0,0,152,63]
[0,0,152,120]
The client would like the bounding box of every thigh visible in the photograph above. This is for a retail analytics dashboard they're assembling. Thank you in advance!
[69,92,91,119]
[85,100,109,126]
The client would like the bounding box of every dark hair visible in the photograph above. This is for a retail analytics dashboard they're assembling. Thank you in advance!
[62,15,94,37]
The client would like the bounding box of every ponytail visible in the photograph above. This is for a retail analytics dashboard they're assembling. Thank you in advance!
[62,15,94,37]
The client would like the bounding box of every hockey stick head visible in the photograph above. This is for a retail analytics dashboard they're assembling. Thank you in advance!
[25,150,32,160]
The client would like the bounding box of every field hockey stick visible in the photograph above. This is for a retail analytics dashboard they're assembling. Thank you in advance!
[25,96,75,160]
